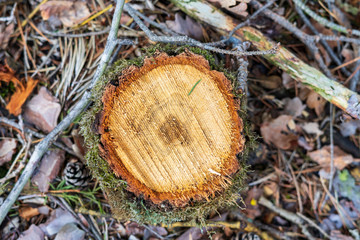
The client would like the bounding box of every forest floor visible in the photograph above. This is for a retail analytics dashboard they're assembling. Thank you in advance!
[0,0,360,239]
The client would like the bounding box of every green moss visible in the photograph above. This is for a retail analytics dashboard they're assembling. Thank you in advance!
[80,44,253,225]
[243,31,261,43]
[0,81,15,98]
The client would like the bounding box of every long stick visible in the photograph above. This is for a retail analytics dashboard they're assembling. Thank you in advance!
[0,0,130,224]
[171,0,360,119]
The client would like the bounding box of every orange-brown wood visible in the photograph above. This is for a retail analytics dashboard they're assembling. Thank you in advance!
[96,51,244,207]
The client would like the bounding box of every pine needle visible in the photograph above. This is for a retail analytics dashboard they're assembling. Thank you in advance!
[188,78,201,96]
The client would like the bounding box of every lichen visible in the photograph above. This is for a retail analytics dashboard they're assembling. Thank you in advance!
[79,44,254,225]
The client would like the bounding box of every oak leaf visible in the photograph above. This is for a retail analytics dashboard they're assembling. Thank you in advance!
[260,115,299,150]
[40,1,91,27]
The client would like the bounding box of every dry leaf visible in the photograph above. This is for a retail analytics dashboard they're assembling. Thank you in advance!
[19,206,40,221]
[243,187,263,219]
[258,75,282,89]
[341,48,354,65]
[0,139,17,166]
[40,1,91,27]
[0,68,23,88]
[308,145,358,171]
[18,224,44,240]
[207,0,249,17]
[55,223,85,240]
[24,87,61,133]
[0,23,14,49]
[283,97,305,117]
[301,122,324,137]
[330,230,354,240]
[227,2,249,17]
[6,78,38,116]
[208,0,236,8]
[39,208,78,236]
[1,64,38,116]
[306,90,327,116]
[31,149,65,192]
[166,13,203,41]
[260,115,299,150]
[282,72,295,89]
[263,181,279,197]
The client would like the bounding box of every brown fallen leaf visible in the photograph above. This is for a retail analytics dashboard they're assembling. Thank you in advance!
[341,48,354,65]
[208,0,235,8]
[282,72,295,89]
[0,139,17,166]
[40,1,91,27]
[207,0,249,17]
[6,77,38,116]
[24,87,61,133]
[227,1,250,17]
[301,122,324,137]
[260,115,299,150]
[257,75,282,90]
[330,230,354,240]
[306,90,327,116]
[0,66,23,88]
[308,145,359,171]
[19,206,40,221]
[31,149,65,192]
[0,64,39,116]
[243,187,263,219]
[0,23,14,49]
[39,208,78,237]
[18,224,45,240]
[166,13,204,41]
[283,97,306,118]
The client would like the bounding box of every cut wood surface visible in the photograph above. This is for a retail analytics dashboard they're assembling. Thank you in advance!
[96,51,244,206]
[171,0,360,119]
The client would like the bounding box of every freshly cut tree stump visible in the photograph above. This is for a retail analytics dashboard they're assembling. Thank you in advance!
[96,51,244,207]
[82,48,247,223]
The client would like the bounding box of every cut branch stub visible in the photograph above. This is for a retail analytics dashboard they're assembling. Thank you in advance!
[96,51,244,207]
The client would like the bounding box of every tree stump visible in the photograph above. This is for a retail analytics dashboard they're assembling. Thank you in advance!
[81,48,247,223]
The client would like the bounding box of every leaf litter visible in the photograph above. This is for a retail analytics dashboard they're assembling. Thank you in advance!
[1,0,360,239]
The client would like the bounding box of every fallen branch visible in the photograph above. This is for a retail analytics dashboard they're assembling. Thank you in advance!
[0,0,132,225]
[170,0,360,119]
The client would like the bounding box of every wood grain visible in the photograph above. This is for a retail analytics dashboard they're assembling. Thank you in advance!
[98,51,244,206]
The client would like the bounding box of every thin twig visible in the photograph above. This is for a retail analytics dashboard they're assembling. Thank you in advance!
[30,44,58,78]
[0,134,31,184]
[40,23,111,38]
[0,0,132,225]
[295,5,351,77]
[124,4,278,57]
[349,47,360,91]
[0,3,17,23]
[293,0,360,37]
[232,210,290,240]
[124,6,178,36]
[297,212,330,239]
[328,104,335,194]
[208,0,275,47]
[48,195,96,239]
[0,117,81,159]
[258,196,316,240]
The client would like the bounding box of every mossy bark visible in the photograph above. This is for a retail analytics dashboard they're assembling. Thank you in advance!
[80,46,251,225]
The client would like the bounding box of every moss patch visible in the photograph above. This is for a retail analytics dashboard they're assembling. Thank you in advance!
[80,44,253,225]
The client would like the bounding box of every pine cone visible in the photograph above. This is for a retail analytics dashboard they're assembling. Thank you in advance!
[63,159,90,187]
